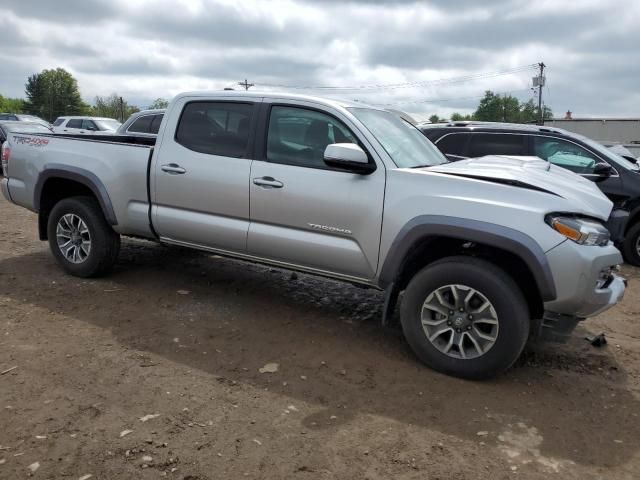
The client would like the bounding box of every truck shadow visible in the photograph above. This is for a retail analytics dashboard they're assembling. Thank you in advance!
[0,239,638,470]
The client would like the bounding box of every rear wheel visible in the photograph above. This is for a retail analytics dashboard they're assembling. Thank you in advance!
[622,222,640,266]
[400,256,530,380]
[47,196,120,277]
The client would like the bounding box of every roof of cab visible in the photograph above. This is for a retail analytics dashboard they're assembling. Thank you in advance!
[174,90,384,111]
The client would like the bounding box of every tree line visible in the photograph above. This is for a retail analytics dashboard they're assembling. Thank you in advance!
[0,67,169,122]
[428,90,553,124]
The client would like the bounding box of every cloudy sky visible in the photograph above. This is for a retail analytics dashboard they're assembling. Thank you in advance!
[1,0,638,119]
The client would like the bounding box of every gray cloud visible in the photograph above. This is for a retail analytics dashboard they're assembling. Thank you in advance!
[0,0,638,117]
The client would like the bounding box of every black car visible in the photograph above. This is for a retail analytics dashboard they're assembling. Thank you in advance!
[420,121,640,265]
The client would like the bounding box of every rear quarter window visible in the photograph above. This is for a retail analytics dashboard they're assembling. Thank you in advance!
[52,118,65,126]
[434,132,470,156]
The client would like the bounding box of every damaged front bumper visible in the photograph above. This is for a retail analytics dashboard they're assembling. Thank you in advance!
[539,240,627,342]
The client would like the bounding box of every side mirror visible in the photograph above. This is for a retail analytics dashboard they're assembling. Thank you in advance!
[86,126,97,131]
[323,143,376,174]
[593,162,613,181]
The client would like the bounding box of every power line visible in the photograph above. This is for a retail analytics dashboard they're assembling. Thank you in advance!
[238,79,254,90]
[255,64,538,93]
[363,88,535,107]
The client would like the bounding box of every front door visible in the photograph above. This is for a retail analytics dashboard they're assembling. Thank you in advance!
[152,98,258,253]
[248,103,385,281]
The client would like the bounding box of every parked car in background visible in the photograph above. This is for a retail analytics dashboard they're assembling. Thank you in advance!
[116,109,165,138]
[52,117,121,135]
[420,121,640,266]
[0,91,626,379]
[0,113,51,129]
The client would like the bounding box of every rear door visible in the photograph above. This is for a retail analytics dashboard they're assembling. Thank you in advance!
[152,97,259,253]
[247,101,385,281]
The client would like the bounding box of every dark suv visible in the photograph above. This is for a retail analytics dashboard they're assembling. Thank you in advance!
[420,121,640,265]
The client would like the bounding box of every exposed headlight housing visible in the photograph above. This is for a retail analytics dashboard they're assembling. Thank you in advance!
[546,214,610,246]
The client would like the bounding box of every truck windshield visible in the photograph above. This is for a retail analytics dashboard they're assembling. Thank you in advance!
[348,108,448,168]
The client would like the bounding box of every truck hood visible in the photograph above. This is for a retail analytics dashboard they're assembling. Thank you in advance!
[422,155,613,220]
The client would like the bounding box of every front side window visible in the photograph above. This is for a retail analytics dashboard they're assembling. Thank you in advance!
[66,119,82,129]
[267,106,359,169]
[176,102,252,157]
[533,136,600,174]
[82,119,97,130]
[468,133,527,157]
[128,115,153,133]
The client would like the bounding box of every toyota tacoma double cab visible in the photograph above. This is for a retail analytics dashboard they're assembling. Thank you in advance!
[0,91,627,379]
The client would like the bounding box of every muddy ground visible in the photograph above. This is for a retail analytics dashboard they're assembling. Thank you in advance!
[1,193,639,480]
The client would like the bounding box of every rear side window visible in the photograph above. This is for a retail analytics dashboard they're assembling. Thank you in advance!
[52,118,65,126]
[66,119,82,128]
[468,133,527,157]
[149,114,163,134]
[0,114,18,121]
[176,102,252,157]
[128,115,153,133]
[434,133,469,156]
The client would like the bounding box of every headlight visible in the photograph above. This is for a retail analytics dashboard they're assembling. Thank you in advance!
[546,215,610,246]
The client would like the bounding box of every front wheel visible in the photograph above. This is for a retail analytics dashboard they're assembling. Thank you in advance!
[47,196,120,277]
[400,256,530,380]
[622,222,640,267]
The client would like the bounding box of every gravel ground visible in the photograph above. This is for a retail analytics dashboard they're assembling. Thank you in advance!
[1,193,639,480]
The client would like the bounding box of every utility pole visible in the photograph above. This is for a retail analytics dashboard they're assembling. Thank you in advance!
[238,79,254,91]
[535,62,546,125]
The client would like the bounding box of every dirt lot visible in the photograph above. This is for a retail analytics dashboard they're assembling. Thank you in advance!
[1,194,640,480]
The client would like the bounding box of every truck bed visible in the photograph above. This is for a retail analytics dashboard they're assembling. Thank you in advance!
[5,132,156,239]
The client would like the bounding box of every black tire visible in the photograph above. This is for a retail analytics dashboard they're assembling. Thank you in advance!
[622,222,640,266]
[400,256,530,380]
[47,196,120,277]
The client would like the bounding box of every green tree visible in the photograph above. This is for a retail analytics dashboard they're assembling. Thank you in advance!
[147,98,169,109]
[450,112,473,121]
[91,94,139,121]
[428,114,442,123]
[519,98,553,123]
[0,95,26,113]
[24,68,89,121]
[474,91,520,123]
[473,91,554,124]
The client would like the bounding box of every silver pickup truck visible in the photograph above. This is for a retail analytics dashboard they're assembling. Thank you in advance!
[0,91,626,379]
